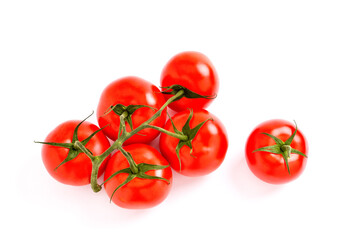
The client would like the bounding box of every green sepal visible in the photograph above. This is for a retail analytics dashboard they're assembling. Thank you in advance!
[137,163,170,172]
[136,172,170,183]
[82,125,108,146]
[34,140,82,170]
[54,148,82,170]
[291,148,308,158]
[252,121,307,175]
[35,112,107,171]
[33,141,73,148]
[252,144,282,154]
[176,141,187,171]
[282,153,291,175]
[284,120,297,145]
[102,163,171,203]
[72,111,93,142]
[261,132,284,145]
[173,109,212,172]
[161,84,217,101]
[103,104,156,131]
[101,167,132,186]
[110,173,136,202]
[167,111,182,135]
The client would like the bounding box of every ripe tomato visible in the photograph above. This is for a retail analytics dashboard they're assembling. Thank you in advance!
[41,120,111,186]
[97,76,167,144]
[160,51,219,112]
[245,119,308,184]
[159,109,228,177]
[104,144,172,209]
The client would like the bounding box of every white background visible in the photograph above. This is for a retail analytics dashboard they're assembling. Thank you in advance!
[1,1,358,239]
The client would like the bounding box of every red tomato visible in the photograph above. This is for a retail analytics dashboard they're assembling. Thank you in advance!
[104,144,172,209]
[245,119,308,184]
[159,109,228,177]
[97,76,167,144]
[42,120,111,186]
[160,51,219,112]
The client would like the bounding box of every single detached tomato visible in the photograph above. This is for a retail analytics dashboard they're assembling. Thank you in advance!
[104,144,172,209]
[41,120,111,186]
[97,76,167,144]
[159,109,228,177]
[245,119,308,184]
[160,51,219,112]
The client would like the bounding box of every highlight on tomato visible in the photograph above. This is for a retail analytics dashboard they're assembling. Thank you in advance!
[97,76,167,145]
[245,119,308,184]
[160,51,219,112]
[104,144,172,209]
[159,109,228,177]
[38,119,111,186]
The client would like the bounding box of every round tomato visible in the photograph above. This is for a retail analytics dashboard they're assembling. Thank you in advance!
[160,51,219,112]
[97,76,167,144]
[104,144,172,209]
[245,119,308,184]
[41,120,111,186]
[159,109,228,177]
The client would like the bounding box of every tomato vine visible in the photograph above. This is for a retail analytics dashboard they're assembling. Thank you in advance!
[36,51,230,209]
[36,85,219,194]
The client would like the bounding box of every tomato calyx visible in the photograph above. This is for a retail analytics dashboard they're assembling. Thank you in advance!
[168,109,213,171]
[252,121,308,174]
[102,161,170,202]
[161,84,217,101]
[35,112,106,171]
[103,104,156,131]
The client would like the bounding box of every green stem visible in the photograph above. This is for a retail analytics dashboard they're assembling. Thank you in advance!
[98,141,119,160]
[146,125,188,141]
[118,146,138,174]
[74,141,95,161]
[281,145,292,158]
[118,111,129,139]
[281,145,292,175]
[125,90,184,139]
[74,141,102,192]
[90,159,102,192]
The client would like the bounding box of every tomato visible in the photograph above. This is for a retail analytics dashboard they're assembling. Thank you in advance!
[104,144,172,209]
[97,76,167,144]
[245,119,308,184]
[160,51,219,112]
[41,120,111,186]
[159,109,228,177]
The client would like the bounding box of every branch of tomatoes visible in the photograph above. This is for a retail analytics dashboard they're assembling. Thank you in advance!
[37,86,215,195]
[36,51,229,209]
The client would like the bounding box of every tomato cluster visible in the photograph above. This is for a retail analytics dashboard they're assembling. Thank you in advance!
[38,51,229,209]
[37,51,308,210]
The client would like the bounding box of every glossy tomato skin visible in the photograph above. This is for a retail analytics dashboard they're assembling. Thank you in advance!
[160,51,219,112]
[97,76,167,144]
[159,109,228,177]
[245,119,308,184]
[104,144,172,209]
[42,120,111,186]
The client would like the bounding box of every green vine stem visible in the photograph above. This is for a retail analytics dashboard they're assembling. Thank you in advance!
[90,160,102,192]
[118,146,138,174]
[74,141,102,192]
[125,90,185,138]
[146,125,188,141]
